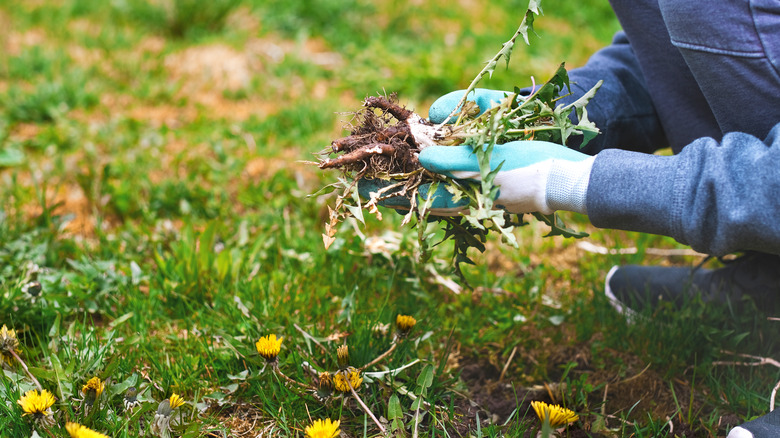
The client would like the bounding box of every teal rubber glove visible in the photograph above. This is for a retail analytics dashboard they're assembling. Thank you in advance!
[426,88,594,215]
[358,88,595,215]
[358,141,594,215]
[428,88,515,124]
[357,177,470,216]
[419,141,594,215]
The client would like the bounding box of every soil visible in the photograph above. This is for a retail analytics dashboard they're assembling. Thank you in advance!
[454,338,744,437]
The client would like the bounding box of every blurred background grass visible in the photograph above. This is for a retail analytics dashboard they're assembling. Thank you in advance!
[1,1,777,437]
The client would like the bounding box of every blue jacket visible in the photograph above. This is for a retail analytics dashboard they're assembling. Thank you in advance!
[564,0,780,256]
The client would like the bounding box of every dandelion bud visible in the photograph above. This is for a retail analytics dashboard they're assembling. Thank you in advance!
[395,314,417,337]
[152,399,175,436]
[22,281,43,297]
[0,325,19,366]
[318,371,333,390]
[156,399,172,417]
[336,345,349,369]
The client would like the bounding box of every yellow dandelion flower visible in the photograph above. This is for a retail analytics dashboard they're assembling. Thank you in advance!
[255,334,283,361]
[169,393,185,410]
[305,418,341,438]
[18,388,56,428]
[395,314,417,337]
[65,422,110,438]
[18,389,56,416]
[333,367,363,393]
[336,345,349,368]
[82,377,105,406]
[0,324,19,365]
[531,401,578,427]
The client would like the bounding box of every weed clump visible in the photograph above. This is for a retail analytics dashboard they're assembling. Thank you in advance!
[317,66,600,273]
[315,6,606,274]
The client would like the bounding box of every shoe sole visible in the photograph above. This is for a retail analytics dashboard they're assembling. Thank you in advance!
[604,265,641,323]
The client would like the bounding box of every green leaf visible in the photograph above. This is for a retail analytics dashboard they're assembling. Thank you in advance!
[533,212,589,238]
[306,183,340,198]
[0,147,24,167]
[564,79,602,112]
[563,80,603,147]
[518,1,544,45]
[108,373,139,397]
[416,364,434,390]
[518,8,537,45]
[346,188,365,225]
[28,367,59,382]
[388,394,403,420]
[536,63,569,104]
[109,312,134,328]
[337,286,357,323]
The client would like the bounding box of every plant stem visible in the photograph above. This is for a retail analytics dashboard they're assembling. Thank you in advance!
[540,419,553,438]
[273,366,315,391]
[503,126,561,135]
[10,350,43,391]
[348,380,385,434]
[360,340,397,371]
[437,26,526,129]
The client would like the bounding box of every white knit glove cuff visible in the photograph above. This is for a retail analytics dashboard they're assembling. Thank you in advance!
[545,156,595,215]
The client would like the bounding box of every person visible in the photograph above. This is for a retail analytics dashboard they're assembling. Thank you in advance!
[362,0,780,436]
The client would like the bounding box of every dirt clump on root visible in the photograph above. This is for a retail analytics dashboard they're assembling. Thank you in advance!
[318,94,430,178]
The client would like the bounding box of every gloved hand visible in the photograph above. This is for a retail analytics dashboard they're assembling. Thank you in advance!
[358,141,594,216]
[419,141,594,215]
[358,88,596,216]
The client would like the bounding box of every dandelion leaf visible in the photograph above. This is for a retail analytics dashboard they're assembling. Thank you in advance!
[519,0,544,45]
[533,212,589,238]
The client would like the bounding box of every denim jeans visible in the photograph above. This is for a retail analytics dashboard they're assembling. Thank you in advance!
[568,0,780,255]
[563,0,780,155]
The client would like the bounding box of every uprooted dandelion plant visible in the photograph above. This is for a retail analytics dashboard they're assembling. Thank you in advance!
[316,1,601,274]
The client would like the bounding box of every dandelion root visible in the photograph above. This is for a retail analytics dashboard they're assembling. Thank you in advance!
[317,94,429,176]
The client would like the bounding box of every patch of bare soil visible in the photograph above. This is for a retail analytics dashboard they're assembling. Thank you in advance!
[165,44,255,96]
[5,28,47,56]
[22,182,99,239]
[204,401,270,437]
[454,337,742,437]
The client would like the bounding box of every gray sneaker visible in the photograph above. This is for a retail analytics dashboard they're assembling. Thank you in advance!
[604,252,780,316]
[728,409,780,437]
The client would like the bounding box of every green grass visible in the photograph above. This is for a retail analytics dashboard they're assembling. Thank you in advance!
[1,0,778,437]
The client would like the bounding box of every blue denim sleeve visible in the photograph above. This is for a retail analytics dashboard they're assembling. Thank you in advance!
[555,32,667,155]
[587,123,780,256]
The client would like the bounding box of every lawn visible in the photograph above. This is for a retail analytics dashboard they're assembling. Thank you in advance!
[1,0,778,437]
